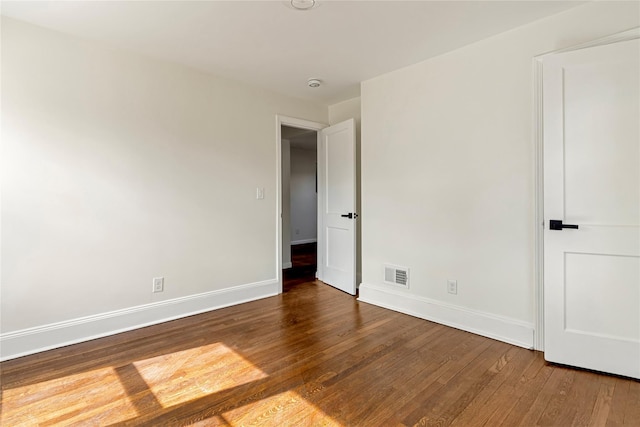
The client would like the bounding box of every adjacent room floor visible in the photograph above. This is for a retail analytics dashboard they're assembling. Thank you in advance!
[283,242,317,289]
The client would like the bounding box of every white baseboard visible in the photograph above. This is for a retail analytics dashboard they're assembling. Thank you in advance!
[358,283,534,349]
[291,238,317,245]
[282,262,293,269]
[0,279,279,361]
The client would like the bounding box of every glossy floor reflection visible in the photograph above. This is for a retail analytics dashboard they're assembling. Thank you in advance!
[2,276,639,426]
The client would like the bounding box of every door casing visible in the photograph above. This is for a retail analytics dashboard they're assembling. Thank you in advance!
[275,115,327,294]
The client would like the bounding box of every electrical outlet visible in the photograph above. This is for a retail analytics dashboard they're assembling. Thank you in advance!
[447,280,457,295]
[256,187,265,200]
[153,277,164,293]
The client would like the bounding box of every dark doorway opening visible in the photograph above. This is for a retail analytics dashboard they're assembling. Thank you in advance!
[283,243,317,290]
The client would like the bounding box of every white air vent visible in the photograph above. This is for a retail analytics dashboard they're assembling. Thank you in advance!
[384,264,409,288]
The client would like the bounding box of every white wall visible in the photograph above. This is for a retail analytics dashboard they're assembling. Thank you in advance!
[289,147,317,244]
[0,17,327,358]
[329,97,361,127]
[359,1,640,348]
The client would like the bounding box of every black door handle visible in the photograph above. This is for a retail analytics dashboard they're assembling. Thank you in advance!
[550,220,579,230]
[340,213,359,219]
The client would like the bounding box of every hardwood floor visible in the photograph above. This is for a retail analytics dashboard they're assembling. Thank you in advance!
[283,243,317,288]
[1,278,639,426]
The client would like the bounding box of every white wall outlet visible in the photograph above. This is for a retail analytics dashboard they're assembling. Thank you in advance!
[153,277,164,293]
[447,279,457,295]
[256,187,265,200]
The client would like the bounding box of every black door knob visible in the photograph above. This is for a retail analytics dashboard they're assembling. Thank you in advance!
[550,220,579,230]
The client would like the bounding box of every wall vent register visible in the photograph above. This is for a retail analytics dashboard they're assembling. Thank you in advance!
[384,264,409,288]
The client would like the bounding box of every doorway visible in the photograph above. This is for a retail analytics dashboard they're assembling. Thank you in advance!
[276,115,358,296]
[275,116,326,294]
[281,124,318,289]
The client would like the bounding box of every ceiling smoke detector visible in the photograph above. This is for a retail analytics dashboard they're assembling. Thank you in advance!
[307,78,321,88]
[291,0,316,11]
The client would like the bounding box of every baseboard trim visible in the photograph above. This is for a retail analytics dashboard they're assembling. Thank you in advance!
[0,279,279,361]
[282,262,293,269]
[358,283,534,349]
[291,238,317,245]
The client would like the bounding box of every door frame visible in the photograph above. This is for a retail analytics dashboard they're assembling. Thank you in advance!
[275,115,327,294]
[532,27,640,351]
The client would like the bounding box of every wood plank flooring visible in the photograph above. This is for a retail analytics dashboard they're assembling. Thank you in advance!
[1,278,639,426]
[283,243,317,288]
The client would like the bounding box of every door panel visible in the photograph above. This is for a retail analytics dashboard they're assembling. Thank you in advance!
[327,226,351,272]
[563,60,640,225]
[543,38,640,379]
[318,119,356,295]
[326,132,354,212]
[565,253,639,340]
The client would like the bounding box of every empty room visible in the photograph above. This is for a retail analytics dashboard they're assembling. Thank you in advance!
[1,1,639,425]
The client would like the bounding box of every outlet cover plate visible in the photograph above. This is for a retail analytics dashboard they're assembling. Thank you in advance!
[153,277,164,293]
[447,280,457,295]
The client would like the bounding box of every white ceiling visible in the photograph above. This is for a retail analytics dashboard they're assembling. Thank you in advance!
[1,1,586,105]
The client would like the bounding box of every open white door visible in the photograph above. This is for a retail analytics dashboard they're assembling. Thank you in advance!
[318,119,357,295]
[543,39,640,379]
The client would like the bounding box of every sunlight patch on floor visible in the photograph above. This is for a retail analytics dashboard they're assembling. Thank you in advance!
[133,342,268,409]
[0,366,138,426]
[183,415,233,426]
[221,390,343,426]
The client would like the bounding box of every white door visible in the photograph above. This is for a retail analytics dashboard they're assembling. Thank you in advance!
[543,38,640,379]
[318,119,357,295]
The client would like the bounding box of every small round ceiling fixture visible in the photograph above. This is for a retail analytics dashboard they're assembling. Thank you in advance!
[291,0,316,11]
[307,78,321,88]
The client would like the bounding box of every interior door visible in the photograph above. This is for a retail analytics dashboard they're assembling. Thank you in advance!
[318,119,357,295]
[543,38,640,379]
